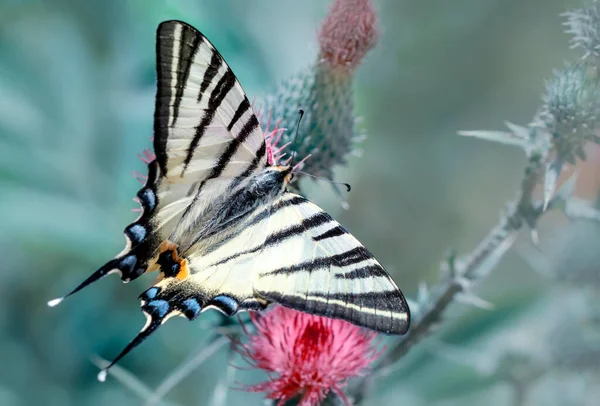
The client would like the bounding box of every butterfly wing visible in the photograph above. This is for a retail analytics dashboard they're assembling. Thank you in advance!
[152,20,267,249]
[154,20,266,185]
[52,20,268,302]
[253,193,410,335]
[136,193,409,335]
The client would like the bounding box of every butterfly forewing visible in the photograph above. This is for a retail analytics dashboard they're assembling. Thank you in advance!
[154,20,267,183]
[53,20,268,296]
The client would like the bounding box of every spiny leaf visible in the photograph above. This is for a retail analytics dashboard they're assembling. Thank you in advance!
[504,121,531,140]
[458,129,527,149]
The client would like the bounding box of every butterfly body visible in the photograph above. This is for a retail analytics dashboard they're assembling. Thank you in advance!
[50,20,410,378]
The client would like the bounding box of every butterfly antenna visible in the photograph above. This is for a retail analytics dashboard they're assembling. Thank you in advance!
[97,308,164,382]
[294,170,351,192]
[289,109,304,169]
[47,259,121,307]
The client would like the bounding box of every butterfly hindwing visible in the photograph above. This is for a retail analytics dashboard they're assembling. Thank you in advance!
[253,193,410,335]
[141,193,409,335]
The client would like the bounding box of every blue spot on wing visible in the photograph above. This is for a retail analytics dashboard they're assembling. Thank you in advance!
[127,224,147,243]
[143,287,159,300]
[181,298,201,319]
[120,255,137,273]
[211,295,239,315]
[142,189,156,211]
[146,300,169,318]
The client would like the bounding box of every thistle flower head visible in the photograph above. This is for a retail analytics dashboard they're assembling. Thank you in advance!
[537,64,600,163]
[319,0,379,72]
[563,0,600,60]
[261,0,380,190]
[238,306,381,406]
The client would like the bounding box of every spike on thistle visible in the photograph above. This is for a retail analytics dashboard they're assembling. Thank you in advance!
[236,306,382,406]
[563,1,600,60]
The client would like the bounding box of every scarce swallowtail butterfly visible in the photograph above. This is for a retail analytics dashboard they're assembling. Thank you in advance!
[49,20,410,380]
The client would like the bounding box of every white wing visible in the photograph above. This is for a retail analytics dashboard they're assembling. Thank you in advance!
[139,193,410,335]
[253,193,410,335]
[153,20,268,246]
[98,194,409,376]
[57,20,267,296]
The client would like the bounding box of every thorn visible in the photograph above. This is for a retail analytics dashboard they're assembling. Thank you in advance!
[453,276,494,310]
[456,292,495,310]
[543,160,564,211]
[530,229,541,250]
[454,276,471,291]
[47,297,64,307]
[504,121,529,139]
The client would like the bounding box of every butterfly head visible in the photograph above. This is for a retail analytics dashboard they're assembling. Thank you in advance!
[270,165,294,188]
[277,165,294,183]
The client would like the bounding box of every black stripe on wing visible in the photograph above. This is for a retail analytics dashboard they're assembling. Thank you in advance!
[313,225,347,241]
[261,246,375,276]
[175,114,262,241]
[182,68,236,174]
[253,195,411,335]
[154,20,265,180]
[262,289,409,335]
[172,25,202,128]
[207,211,334,268]
[203,194,307,255]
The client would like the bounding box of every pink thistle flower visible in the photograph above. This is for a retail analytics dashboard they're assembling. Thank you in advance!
[237,306,382,406]
[318,0,379,72]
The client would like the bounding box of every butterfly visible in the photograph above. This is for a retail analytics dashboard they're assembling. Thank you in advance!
[49,20,410,380]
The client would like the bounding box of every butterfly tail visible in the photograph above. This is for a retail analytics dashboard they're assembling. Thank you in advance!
[98,282,207,380]
[48,161,162,307]
[47,255,140,307]
[97,297,167,382]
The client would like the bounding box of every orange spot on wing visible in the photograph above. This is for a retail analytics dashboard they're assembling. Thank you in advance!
[176,259,190,281]
[156,240,190,281]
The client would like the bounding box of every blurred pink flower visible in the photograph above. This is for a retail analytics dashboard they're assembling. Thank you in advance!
[319,0,379,71]
[238,305,381,406]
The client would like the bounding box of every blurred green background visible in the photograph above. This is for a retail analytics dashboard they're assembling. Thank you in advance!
[1,0,598,405]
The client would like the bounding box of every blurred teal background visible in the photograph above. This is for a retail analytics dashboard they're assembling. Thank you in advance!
[1,0,598,405]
